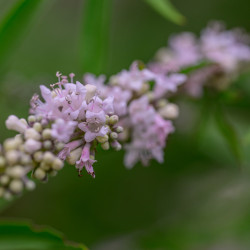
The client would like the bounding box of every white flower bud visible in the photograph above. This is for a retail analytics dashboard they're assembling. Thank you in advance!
[43,152,54,164]
[7,165,25,178]
[110,132,118,140]
[85,84,97,103]
[43,140,52,149]
[66,147,82,165]
[40,162,50,171]
[4,191,13,200]
[96,135,109,143]
[28,115,36,123]
[0,175,10,185]
[25,128,41,140]
[52,158,64,171]
[9,179,23,194]
[109,115,119,125]
[101,142,110,150]
[24,139,42,154]
[6,115,27,133]
[34,168,46,180]
[20,154,31,165]
[115,126,123,133]
[25,180,35,190]
[55,142,65,151]
[33,122,42,132]
[158,103,179,119]
[33,151,43,162]
[20,119,28,126]
[6,150,19,165]
[4,138,19,151]
[42,129,52,140]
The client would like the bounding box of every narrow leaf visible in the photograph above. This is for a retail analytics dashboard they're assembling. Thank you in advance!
[0,221,87,249]
[0,0,44,74]
[144,0,185,25]
[81,0,113,74]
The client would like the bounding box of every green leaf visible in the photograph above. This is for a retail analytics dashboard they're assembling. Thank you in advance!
[81,0,113,74]
[0,0,44,74]
[0,221,87,250]
[144,0,185,25]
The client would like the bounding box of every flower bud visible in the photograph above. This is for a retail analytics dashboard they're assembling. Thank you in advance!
[9,179,23,194]
[115,126,124,133]
[43,140,52,149]
[158,103,179,119]
[0,175,10,185]
[6,115,27,133]
[85,84,97,103]
[110,132,118,140]
[7,165,25,178]
[24,139,42,154]
[43,152,54,164]
[40,162,50,171]
[34,168,46,180]
[25,128,41,140]
[33,122,42,132]
[109,115,119,125]
[25,180,35,190]
[96,135,109,143]
[28,115,36,123]
[101,142,110,150]
[42,129,52,140]
[33,151,43,162]
[52,158,64,171]
[6,150,19,165]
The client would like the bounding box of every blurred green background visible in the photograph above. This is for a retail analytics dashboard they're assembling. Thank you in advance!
[1,0,250,249]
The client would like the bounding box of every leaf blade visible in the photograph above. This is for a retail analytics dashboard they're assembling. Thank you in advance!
[144,0,185,25]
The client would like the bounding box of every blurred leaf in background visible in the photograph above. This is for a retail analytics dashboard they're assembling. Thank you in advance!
[0,220,87,249]
[144,0,185,25]
[0,0,47,77]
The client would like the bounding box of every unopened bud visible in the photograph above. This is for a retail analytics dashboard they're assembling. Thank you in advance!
[34,168,46,180]
[33,122,42,132]
[96,135,109,143]
[43,140,52,149]
[9,179,23,194]
[85,84,97,103]
[101,142,110,150]
[0,175,10,185]
[109,115,119,125]
[52,158,64,171]
[159,103,179,119]
[33,151,43,162]
[115,126,123,133]
[25,180,35,190]
[110,132,118,140]
[7,165,25,178]
[43,152,54,164]
[28,115,36,123]
[25,128,41,140]
[6,150,19,165]
[42,129,52,140]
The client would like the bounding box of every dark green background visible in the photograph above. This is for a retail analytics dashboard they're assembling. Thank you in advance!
[1,0,250,249]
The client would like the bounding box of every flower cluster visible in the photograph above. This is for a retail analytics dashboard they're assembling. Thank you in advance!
[0,73,124,199]
[151,21,250,97]
[84,61,186,167]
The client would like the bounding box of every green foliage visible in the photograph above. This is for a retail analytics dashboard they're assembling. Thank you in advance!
[81,0,113,74]
[0,0,44,76]
[0,221,87,250]
[144,0,185,25]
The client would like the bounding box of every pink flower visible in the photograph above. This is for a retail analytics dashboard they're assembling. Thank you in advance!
[51,119,77,143]
[78,110,108,142]
[76,143,96,177]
